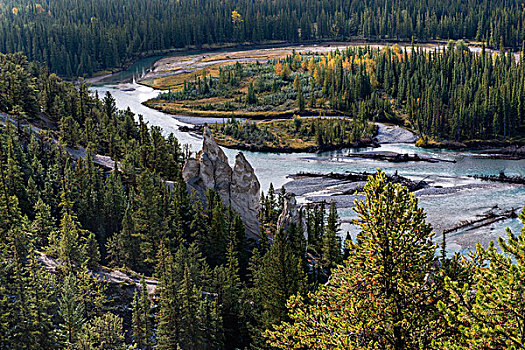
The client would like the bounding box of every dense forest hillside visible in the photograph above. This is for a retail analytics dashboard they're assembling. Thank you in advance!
[0,52,344,349]
[2,51,525,348]
[2,0,525,76]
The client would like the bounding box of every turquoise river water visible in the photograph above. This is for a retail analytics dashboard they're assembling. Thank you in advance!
[91,54,525,256]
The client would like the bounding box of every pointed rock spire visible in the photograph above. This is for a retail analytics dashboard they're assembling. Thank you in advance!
[183,126,261,239]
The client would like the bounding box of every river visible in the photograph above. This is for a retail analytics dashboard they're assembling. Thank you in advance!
[91,49,525,256]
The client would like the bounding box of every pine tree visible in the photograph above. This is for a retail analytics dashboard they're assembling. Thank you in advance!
[342,231,351,260]
[31,197,56,248]
[438,208,525,348]
[107,204,140,270]
[131,278,152,350]
[245,82,258,105]
[213,241,243,348]
[4,125,30,214]
[131,292,145,349]
[321,201,342,272]
[266,171,441,349]
[133,170,163,266]
[51,176,87,270]
[204,190,229,266]
[252,227,306,328]
[140,278,153,350]
[75,313,126,350]
[155,244,181,350]
[58,274,86,347]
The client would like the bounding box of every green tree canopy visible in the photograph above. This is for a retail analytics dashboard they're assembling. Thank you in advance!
[266,171,442,349]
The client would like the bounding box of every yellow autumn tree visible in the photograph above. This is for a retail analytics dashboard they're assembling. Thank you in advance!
[231,10,243,28]
[301,57,308,70]
[313,66,323,85]
[307,57,316,72]
[274,62,283,76]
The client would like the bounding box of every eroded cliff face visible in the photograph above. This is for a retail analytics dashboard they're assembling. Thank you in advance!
[182,127,261,239]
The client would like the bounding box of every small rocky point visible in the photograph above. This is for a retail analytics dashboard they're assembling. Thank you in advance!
[183,126,261,239]
[277,193,307,238]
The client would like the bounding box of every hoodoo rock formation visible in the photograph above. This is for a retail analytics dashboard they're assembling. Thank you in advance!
[182,126,261,239]
[277,193,307,238]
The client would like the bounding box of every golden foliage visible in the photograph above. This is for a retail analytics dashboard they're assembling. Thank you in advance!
[274,62,283,76]
[231,10,243,25]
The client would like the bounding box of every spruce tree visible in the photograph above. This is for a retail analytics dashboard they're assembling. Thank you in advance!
[321,201,342,272]
[252,227,306,328]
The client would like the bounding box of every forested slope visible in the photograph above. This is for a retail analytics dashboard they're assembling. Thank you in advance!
[2,52,525,349]
[2,0,525,76]
[0,52,343,349]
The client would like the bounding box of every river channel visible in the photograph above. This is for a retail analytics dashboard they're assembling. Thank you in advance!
[91,46,525,255]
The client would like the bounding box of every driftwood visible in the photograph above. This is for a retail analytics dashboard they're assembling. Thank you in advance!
[179,124,203,133]
[343,151,456,163]
[293,171,426,192]
[469,172,525,185]
[444,207,517,234]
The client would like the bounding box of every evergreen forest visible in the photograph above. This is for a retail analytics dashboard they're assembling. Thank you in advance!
[2,0,525,348]
[2,0,525,76]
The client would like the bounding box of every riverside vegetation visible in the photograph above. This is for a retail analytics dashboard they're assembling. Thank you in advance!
[209,116,377,152]
[3,51,525,349]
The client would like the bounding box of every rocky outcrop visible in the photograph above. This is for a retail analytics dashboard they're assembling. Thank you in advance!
[277,193,307,238]
[183,126,261,239]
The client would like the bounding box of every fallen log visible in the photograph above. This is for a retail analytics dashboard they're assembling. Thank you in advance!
[444,207,517,234]
[343,151,456,163]
[468,171,525,185]
[293,171,427,192]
